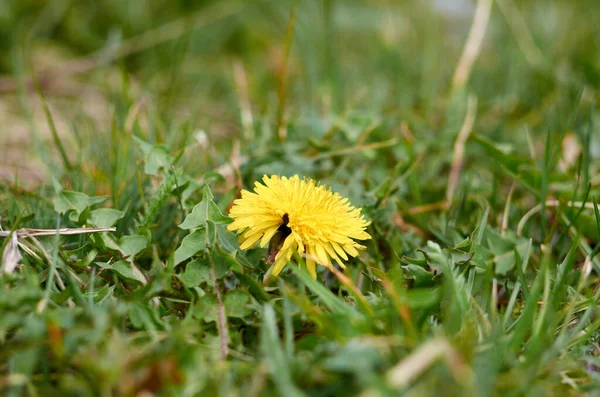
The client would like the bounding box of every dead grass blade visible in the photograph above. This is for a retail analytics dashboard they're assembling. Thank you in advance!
[0,227,116,238]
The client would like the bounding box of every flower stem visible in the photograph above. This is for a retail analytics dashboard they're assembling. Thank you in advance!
[209,253,229,360]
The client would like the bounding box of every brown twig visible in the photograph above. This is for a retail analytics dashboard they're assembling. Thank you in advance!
[517,200,599,236]
[0,227,116,238]
[28,236,66,291]
[500,179,518,236]
[387,337,473,388]
[445,95,477,204]
[407,201,451,215]
[315,138,398,159]
[452,0,493,89]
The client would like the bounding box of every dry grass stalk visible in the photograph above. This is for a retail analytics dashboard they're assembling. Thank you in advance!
[0,227,116,238]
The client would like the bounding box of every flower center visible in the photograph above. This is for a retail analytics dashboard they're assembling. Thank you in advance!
[278,213,292,239]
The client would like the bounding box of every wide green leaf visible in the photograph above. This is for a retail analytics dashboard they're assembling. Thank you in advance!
[90,208,126,228]
[174,229,207,265]
[119,235,148,257]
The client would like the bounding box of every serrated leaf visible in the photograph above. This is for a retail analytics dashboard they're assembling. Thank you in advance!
[195,294,218,322]
[454,236,471,249]
[174,229,207,265]
[224,290,253,318]
[402,264,435,287]
[179,185,231,229]
[178,259,212,288]
[451,251,473,265]
[401,255,428,267]
[90,208,126,228]
[119,235,148,257]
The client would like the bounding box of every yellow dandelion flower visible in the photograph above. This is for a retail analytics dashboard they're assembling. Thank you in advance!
[227,175,371,280]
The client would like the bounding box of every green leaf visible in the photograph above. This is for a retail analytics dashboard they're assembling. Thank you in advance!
[55,190,91,214]
[206,220,216,248]
[88,196,109,206]
[90,208,126,228]
[322,341,382,373]
[291,266,359,317]
[209,202,232,224]
[174,229,207,265]
[494,251,516,275]
[133,136,153,155]
[407,288,441,309]
[233,271,271,302]
[217,225,239,253]
[194,294,218,322]
[234,250,258,269]
[402,264,435,287]
[486,229,515,256]
[261,304,303,397]
[128,302,163,331]
[145,145,173,175]
[212,251,234,277]
[69,204,91,224]
[401,255,428,267]
[454,236,471,249]
[53,180,108,217]
[179,203,208,230]
[473,134,526,171]
[224,290,253,318]
[119,235,148,257]
[96,261,140,282]
[201,183,214,201]
[179,185,231,229]
[217,252,244,274]
[177,259,212,288]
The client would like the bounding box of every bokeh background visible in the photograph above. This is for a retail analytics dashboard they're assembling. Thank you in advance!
[1,0,598,189]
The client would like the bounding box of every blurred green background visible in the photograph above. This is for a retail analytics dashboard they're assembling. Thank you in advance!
[1,0,598,188]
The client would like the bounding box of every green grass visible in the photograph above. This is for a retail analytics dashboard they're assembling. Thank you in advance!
[1,0,600,395]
